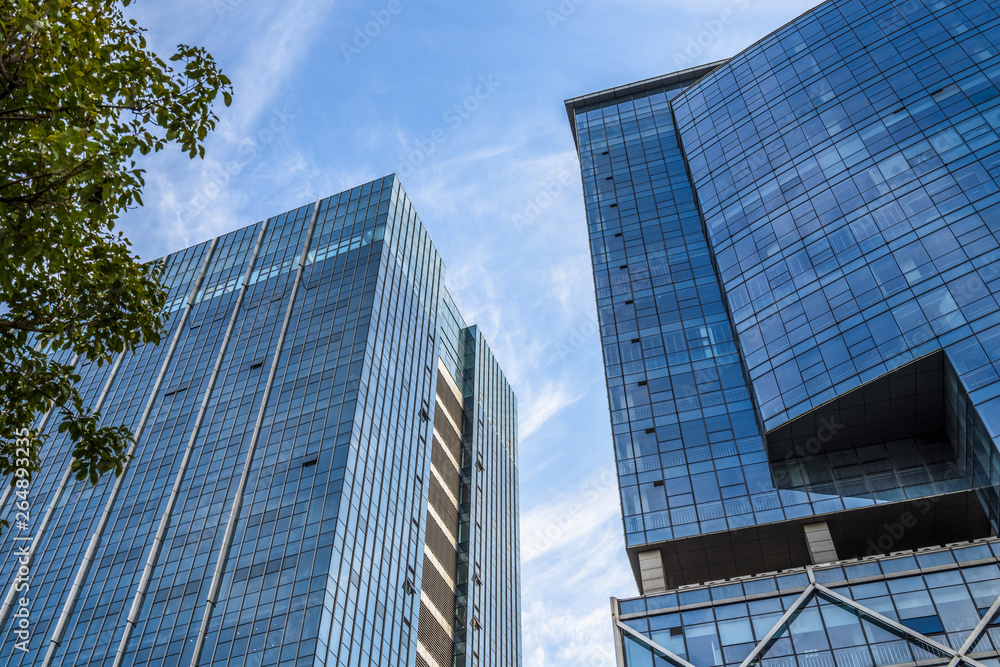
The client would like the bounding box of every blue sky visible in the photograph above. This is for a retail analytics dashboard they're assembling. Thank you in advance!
[122,0,819,663]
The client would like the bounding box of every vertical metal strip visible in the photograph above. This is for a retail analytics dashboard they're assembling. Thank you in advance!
[112,221,270,667]
[0,351,124,630]
[41,238,220,666]
[610,597,627,667]
[189,200,321,666]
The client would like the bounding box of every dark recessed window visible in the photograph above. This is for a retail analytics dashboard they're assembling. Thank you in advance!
[900,615,944,635]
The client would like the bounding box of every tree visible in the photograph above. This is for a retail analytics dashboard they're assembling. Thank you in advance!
[0,0,231,488]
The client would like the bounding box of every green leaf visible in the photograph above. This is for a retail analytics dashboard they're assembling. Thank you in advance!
[0,0,231,534]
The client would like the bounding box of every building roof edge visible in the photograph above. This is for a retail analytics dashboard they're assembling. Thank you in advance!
[563,61,729,147]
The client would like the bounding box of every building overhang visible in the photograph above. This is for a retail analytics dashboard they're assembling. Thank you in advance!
[563,61,728,148]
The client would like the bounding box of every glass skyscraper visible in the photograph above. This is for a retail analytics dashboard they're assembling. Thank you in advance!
[567,0,1000,665]
[0,176,521,667]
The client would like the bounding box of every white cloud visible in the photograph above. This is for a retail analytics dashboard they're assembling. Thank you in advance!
[522,470,620,561]
[524,600,620,667]
[518,379,590,443]
[546,257,595,318]
[120,0,338,259]
[521,472,637,667]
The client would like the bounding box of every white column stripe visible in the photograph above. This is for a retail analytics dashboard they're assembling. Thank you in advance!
[426,501,458,545]
[420,595,453,635]
[0,353,97,630]
[417,640,445,667]
[429,462,459,508]
[435,393,462,439]
[423,546,456,590]
[436,358,462,403]
[432,427,461,472]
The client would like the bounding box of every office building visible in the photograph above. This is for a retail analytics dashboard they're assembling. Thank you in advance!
[566,0,1000,664]
[0,176,521,667]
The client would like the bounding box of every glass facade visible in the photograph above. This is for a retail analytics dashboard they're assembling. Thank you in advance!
[571,71,780,549]
[618,539,1000,667]
[566,0,1000,664]
[0,176,521,667]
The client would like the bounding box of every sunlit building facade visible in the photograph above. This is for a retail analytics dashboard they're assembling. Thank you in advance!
[0,176,521,667]
[567,0,1000,665]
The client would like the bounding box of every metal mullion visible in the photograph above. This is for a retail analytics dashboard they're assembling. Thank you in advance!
[0,344,73,513]
[0,351,116,631]
[41,238,219,667]
[188,199,321,667]
[611,598,628,667]
[111,219,270,667]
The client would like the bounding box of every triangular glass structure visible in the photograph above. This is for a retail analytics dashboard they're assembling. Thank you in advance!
[750,594,952,667]
[620,588,1000,667]
[623,630,694,667]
